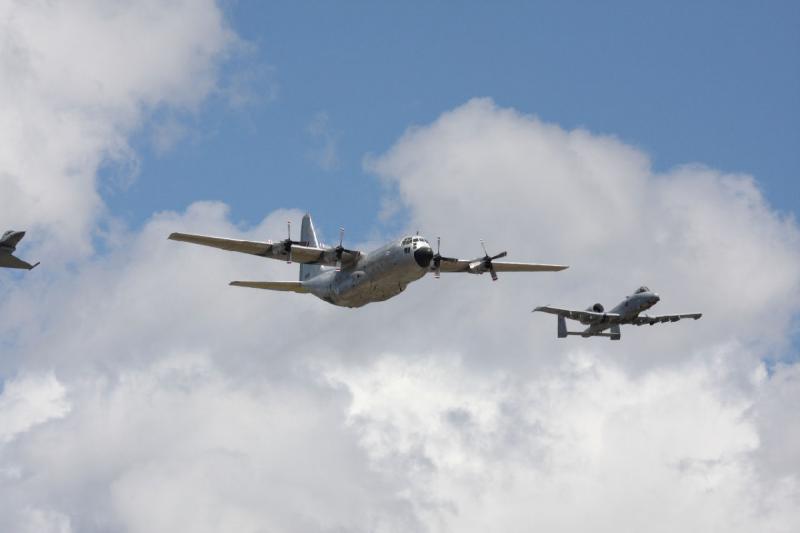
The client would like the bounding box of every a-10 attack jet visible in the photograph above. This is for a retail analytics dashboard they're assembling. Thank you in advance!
[533,286,701,340]
[169,213,568,308]
[0,231,39,270]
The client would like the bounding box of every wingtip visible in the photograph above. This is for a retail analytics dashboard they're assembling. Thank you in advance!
[167,232,179,240]
[29,261,40,270]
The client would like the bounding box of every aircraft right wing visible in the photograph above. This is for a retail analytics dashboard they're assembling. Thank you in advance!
[533,306,622,324]
[0,254,39,270]
[168,232,335,264]
[631,313,703,325]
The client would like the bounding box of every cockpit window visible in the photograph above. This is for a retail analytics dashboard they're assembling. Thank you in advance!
[635,286,650,294]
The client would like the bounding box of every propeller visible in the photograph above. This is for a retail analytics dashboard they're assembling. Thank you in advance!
[281,220,306,264]
[432,236,457,278]
[334,227,358,272]
[479,240,507,281]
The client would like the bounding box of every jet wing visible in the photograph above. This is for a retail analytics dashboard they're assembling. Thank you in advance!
[632,313,703,326]
[168,232,332,264]
[533,306,622,324]
[437,260,568,273]
[0,254,39,270]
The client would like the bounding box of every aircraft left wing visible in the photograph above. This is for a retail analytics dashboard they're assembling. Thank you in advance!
[168,232,334,264]
[632,313,702,325]
[533,306,622,324]
[0,254,39,270]
[437,260,568,273]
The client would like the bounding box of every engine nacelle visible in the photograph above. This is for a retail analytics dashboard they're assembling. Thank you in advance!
[586,303,604,313]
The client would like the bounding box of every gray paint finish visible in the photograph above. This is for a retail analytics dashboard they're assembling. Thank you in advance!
[0,230,39,270]
[534,286,702,340]
[169,214,568,308]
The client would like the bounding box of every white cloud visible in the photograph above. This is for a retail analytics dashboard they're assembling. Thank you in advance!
[0,0,235,262]
[307,111,340,171]
[0,374,69,444]
[1,65,799,533]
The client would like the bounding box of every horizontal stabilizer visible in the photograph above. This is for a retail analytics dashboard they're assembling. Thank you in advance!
[229,281,309,293]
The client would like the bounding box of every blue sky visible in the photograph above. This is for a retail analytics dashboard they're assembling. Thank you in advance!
[2,3,800,530]
[108,0,799,242]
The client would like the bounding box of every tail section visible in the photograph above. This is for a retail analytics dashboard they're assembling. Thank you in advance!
[230,281,309,293]
[299,213,322,281]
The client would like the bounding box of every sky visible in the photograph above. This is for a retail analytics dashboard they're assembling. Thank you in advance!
[0,1,799,532]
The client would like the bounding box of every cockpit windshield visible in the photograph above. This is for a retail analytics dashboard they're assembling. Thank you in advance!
[635,286,650,294]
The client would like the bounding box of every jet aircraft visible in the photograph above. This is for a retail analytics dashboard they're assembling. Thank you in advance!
[0,231,39,270]
[169,214,568,308]
[533,286,701,340]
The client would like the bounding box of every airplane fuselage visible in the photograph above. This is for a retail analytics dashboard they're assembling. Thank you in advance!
[580,291,660,337]
[303,236,434,308]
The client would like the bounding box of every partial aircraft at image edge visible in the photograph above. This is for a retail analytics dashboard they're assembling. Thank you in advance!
[533,286,702,340]
[169,213,568,308]
[0,231,39,270]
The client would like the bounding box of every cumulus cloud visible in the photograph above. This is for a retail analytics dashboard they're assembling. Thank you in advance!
[307,111,340,171]
[1,54,799,533]
[0,0,235,262]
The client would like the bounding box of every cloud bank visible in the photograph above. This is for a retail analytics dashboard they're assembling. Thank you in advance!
[0,0,234,261]
[0,5,798,530]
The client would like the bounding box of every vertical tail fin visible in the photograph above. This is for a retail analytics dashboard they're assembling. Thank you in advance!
[299,213,322,281]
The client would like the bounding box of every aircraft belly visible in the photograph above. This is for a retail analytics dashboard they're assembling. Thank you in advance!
[327,261,423,308]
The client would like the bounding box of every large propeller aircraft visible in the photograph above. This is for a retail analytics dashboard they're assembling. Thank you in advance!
[169,213,568,308]
[533,286,702,340]
[0,231,39,270]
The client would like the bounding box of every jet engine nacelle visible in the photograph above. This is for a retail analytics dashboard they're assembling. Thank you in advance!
[586,303,604,313]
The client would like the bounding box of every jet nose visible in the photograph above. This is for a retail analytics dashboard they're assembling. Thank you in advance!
[653,293,660,303]
[414,245,433,268]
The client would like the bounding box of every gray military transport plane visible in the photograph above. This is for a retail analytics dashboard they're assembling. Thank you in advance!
[169,214,568,308]
[0,231,39,270]
[533,286,701,340]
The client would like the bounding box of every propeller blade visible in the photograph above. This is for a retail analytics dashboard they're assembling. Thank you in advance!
[480,240,489,257]
[434,236,442,278]
[491,251,507,261]
[339,227,344,247]
[489,264,498,281]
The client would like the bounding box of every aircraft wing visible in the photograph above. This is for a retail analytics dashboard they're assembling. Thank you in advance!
[632,313,703,326]
[168,232,336,264]
[0,254,39,270]
[437,260,568,273]
[533,306,622,324]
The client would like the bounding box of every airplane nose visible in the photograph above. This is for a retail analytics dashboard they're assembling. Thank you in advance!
[414,246,433,268]
[653,293,660,302]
